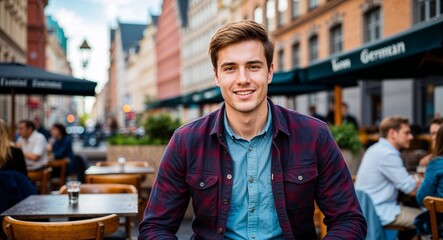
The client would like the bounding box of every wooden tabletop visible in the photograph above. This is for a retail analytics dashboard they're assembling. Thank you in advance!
[85,165,155,175]
[0,194,138,219]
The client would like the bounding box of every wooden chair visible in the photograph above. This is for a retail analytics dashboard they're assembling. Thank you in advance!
[27,167,52,194]
[2,214,119,240]
[47,158,69,190]
[58,183,137,239]
[423,196,443,240]
[85,175,142,238]
[314,202,327,238]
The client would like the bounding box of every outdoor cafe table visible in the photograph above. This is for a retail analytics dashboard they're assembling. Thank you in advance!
[85,165,155,175]
[0,194,138,219]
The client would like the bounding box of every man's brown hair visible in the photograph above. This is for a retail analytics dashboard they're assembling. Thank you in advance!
[208,20,274,75]
[379,116,409,138]
[430,117,443,126]
[432,125,443,158]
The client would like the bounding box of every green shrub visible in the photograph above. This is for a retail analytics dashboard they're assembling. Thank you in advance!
[330,123,363,155]
[107,113,181,145]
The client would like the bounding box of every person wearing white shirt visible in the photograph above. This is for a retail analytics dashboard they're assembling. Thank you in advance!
[355,116,422,229]
[16,119,48,170]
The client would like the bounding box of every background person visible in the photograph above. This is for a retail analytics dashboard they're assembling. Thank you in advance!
[0,119,27,176]
[139,20,366,239]
[355,116,422,232]
[47,123,75,177]
[15,119,48,170]
[33,115,50,141]
[342,102,359,130]
[414,125,443,236]
[419,117,443,167]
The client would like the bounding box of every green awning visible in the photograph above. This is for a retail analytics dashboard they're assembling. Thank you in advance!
[304,18,443,85]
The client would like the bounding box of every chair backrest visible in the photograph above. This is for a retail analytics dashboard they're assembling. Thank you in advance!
[86,174,141,193]
[2,214,119,240]
[27,167,52,194]
[95,161,150,167]
[58,183,137,194]
[423,196,443,240]
[47,159,69,189]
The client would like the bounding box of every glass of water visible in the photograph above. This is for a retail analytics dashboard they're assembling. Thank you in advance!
[67,181,81,204]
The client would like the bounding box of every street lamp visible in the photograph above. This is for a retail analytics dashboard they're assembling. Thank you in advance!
[79,39,92,78]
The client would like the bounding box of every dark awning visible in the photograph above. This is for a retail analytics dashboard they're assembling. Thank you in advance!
[0,63,97,96]
[303,18,443,85]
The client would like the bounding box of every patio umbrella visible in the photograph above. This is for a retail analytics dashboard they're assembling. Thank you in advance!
[0,62,97,135]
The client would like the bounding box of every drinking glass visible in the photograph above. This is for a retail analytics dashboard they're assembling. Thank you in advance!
[67,180,81,204]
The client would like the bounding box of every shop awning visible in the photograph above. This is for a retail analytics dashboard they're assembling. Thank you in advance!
[303,18,443,85]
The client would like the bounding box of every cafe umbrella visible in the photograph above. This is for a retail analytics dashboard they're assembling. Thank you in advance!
[0,62,97,134]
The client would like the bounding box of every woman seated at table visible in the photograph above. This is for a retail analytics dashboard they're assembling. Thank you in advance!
[0,119,27,176]
[415,125,443,236]
[47,123,75,177]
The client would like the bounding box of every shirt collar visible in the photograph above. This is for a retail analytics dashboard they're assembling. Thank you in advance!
[223,102,272,140]
[378,137,400,154]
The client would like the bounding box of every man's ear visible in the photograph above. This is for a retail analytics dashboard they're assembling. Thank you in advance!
[213,68,220,86]
[267,63,274,84]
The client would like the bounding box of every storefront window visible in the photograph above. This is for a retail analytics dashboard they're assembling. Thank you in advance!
[364,7,381,43]
[292,0,299,18]
[416,0,442,22]
[266,0,276,32]
[291,43,300,68]
[278,0,288,26]
[329,24,342,55]
[309,35,318,63]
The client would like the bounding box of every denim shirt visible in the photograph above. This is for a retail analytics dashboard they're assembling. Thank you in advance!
[139,98,366,239]
[416,156,443,206]
[223,104,283,239]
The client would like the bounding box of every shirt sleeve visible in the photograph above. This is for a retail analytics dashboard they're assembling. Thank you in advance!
[315,128,367,239]
[378,152,416,194]
[31,135,48,157]
[139,131,190,239]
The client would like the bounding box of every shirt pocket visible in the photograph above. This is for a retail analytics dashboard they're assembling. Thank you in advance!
[283,166,318,209]
[186,174,219,217]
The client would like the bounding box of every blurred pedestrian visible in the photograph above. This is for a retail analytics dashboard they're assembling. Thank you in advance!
[15,119,48,170]
[342,102,359,130]
[139,20,366,239]
[0,119,27,176]
[308,105,325,122]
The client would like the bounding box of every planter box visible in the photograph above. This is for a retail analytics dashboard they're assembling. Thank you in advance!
[341,149,363,176]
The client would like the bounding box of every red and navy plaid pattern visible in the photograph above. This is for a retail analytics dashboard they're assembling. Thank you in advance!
[139,98,367,239]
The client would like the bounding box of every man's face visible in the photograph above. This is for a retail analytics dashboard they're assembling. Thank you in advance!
[391,123,414,150]
[17,123,32,139]
[430,123,441,149]
[214,40,273,115]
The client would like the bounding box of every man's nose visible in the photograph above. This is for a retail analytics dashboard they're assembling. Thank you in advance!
[237,68,249,84]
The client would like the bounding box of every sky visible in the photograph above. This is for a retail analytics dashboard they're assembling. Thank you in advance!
[45,0,162,94]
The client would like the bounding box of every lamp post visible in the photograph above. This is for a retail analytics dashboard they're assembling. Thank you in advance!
[79,39,92,78]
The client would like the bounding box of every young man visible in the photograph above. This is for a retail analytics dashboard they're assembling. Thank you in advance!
[355,116,422,229]
[139,20,366,239]
[16,119,48,170]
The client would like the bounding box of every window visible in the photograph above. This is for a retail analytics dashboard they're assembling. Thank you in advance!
[253,6,263,24]
[329,24,342,55]
[266,0,276,31]
[364,7,381,43]
[292,0,299,18]
[309,35,318,63]
[416,0,443,22]
[308,0,318,10]
[291,43,300,68]
[278,0,288,26]
[278,49,284,70]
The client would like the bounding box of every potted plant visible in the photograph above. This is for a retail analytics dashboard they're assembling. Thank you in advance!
[330,123,363,175]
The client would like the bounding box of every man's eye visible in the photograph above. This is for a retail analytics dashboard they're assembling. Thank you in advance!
[224,67,234,71]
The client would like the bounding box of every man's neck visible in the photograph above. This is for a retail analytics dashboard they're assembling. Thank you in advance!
[225,105,268,141]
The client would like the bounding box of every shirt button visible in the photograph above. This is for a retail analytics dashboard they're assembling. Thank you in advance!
[217,227,223,234]
[250,207,255,213]
[298,175,303,181]
[249,146,252,151]
[251,235,255,239]
[249,178,254,183]
[199,182,205,188]
[227,174,232,180]
[223,199,228,205]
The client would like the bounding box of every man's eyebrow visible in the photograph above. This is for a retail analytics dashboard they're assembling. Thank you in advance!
[219,62,237,68]
[246,60,264,65]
